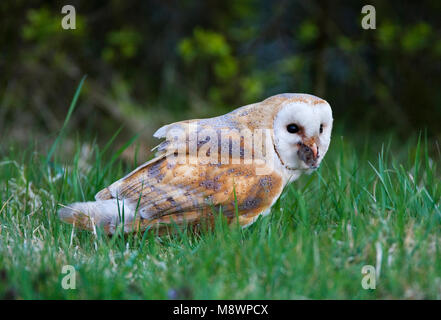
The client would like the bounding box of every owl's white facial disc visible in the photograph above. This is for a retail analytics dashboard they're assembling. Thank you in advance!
[273,101,333,172]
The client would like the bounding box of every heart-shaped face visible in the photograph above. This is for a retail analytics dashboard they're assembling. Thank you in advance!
[273,97,333,173]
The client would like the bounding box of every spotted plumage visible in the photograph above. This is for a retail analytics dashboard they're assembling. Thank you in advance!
[59,93,333,235]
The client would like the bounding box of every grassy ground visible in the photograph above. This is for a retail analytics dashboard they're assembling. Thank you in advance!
[1,129,440,299]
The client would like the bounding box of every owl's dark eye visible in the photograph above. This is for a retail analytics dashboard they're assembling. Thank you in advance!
[320,124,324,134]
[286,123,299,134]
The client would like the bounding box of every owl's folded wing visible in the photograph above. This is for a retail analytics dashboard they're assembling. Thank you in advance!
[95,151,283,230]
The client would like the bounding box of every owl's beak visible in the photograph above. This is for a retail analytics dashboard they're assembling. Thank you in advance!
[297,141,319,168]
[309,143,318,159]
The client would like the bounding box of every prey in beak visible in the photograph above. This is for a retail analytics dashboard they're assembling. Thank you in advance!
[297,140,319,169]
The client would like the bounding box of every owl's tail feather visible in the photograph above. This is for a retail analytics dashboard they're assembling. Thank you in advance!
[58,199,137,234]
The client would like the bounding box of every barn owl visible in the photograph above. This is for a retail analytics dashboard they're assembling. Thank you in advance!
[59,93,333,235]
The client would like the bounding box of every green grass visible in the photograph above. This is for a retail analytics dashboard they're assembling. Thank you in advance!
[0,130,440,299]
[1,81,440,299]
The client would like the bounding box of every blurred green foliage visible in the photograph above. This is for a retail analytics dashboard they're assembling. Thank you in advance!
[0,0,441,149]
[178,27,238,104]
[103,28,142,61]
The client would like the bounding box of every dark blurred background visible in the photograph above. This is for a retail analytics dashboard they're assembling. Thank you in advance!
[1,0,440,159]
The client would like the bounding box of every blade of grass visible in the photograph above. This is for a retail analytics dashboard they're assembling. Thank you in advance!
[46,75,87,163]
[98,133,139,185]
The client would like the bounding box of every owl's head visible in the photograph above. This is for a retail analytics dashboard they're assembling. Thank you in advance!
[272,94,333,172]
